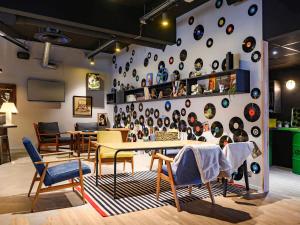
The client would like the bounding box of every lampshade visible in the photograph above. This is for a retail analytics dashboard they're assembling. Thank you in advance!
[0,102,18,113]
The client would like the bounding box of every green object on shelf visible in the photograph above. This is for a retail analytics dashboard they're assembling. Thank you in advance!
[292,133,300,175]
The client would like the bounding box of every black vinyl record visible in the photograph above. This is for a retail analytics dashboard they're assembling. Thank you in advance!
[141,78,146,87]
[251,88,261,99]
[248,4,258,16]
[115,63,118,69]
[212,60,219,70]
[126,114,131,124]
[145,108,150,117]
[132,69,137,77]
[180,49,187,61]
[147,52,151,59]
[123,72,126,77]
[112,55,116,64]
[147,117,154,127]
[179,62,184,70]
[139,115,145,125]
[165,101,171,111]
[132,49,135,56]
[226,24,234,35]
[132,111,137,119]
[130,122,134,130]
[158,61,165,70]
[154,126,159,132]
[130,103,135,111]
[150,108,154,115]
[215,0,223,8]
[154,109,160,119]
[251,126,261,138]
[170,122,178,129]
[176,38,182,46]
[130,57,133,63]
[206,38,214,48]
[229,117,244,134]
[233,165,244,181]
[169,56,174,65]
[221,98,230,108]
[162,127,167,132]
[181,108,186,116]
[187,127,192,135]
[138,130,143,139]
[172,110,181,122]
[157,118,163,128]
[250,162,261,174]
[233,129,249,142]
[193,121,203,136]
[251,51,261,62]
[118,66,122,74]
[194,58,203,71]
[113,78,117,87]
[221,58,227,71]
[244,103,261,122]
[193,25,205,41]
[139,103,143,112]
[114,105,118,113]
[188,112,197,126]
[204,103,216,119]
[198,136,207,142]
[185,99,191,108]
[211,121,224,138]
[219,135,233,149]
[125,62,130,71]
[136,75,139,82]
[188,16,194,25]
[126,105,130,113]
[144,127,149,137]
[154,54,158,61]
[134,119,139,125]
[171,70,180,81]
[188,133,196,140]
[218,17,226,27]
[243,36,256,53]
[144,58,149,67]
[179,120,187,132]
[164,117,170,127]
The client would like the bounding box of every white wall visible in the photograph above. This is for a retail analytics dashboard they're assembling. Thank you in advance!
[0,39,112,149]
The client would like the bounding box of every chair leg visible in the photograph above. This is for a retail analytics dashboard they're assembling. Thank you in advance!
[223,178,228,197]
[206,182,215,205]
[131,157,134,176]
[123,160,126,172]
[72,179,75,192]
[31,165,48,212]
[28,171,38,197]
[170,183,180,211]
[98,158,102,178]
[87,139,91,160]
[156,159,163,200]
[188,185,192,195]
[149,151,155,171]
[78,160,86,204]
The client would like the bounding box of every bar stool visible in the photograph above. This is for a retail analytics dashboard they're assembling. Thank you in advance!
[0,135,11,164]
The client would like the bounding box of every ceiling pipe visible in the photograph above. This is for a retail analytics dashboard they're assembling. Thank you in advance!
[41,41,57,69]
[87,39,116,59]
[0,30,29,51]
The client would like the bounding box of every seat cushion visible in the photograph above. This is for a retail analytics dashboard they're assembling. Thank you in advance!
[75,122,98,131]
[44,161,91,186]
[41,136,71,143]
[100,147,134,159]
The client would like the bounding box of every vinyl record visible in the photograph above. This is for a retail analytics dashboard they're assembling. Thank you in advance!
[154,126,159,132]
[176,38,182,46]
[139,115,145,125]
[194,25,204,41]
[154,54,158,61]
[226,24,234,35]
[179,120,187,132]
[139,103,143,112]
[147,117,154,127]
[132,111,137,119]
[165,101,171,111]
[169,57,174,65]
[141,78,146,87]
[212,60,219,70]
[244,103,261,122]
[233,129,249,142]
[171,70,180,81]
[154,109,160,119]
[170,122,178,129]
[125,62,130,71]
[132,49,135,56]
[126,105,130,113]
[194,58,203,71]
[130,103,135,111]
[130,122,134,130]
[193,121,203,136]
[188,133,196,140]
[242,36,256,53]
[180,49,187,61]
[198,136,207,142]
[218,17,226,27]
[206,38,214,48]
[250,162,261,174]
[132,134,137,142]
[134,119,139,125]
[181,108,186,116]
[136,75,139,81]
[126,114,131,123]
[172,110,181,122]
[123,72,126,77]
[144,58,149,67]
[119,108,122,113]
[204,103,216,119]
[221,58,227,71]
[229,117,244,134]
[118,66,122,74]
[179,62,184,70]
[187,127,192,135]
[150,108,154,114]
[219,135,233,149]
[185,99,191,108]
[221,98,230,108]
[251,88,261,99]
[158,61,165,70]
[147,52,151,59]
[188,16,194,25]
[164,117,170,127]
[157,67,168,83]
[112,55,116,64]
[138,130,143,139]
[211,121,223,138]
[232,166,244,181]
[145,108,150,117]
[215,0,223,9]
[113,78,117,87]
[188,112,197,126]
[248,4,258,16]
[251,126,261,138]
[130,57,133,63]
[132,69,137,77]
[157,118,163,128]
[144,127,149,137]
[251,51,261,62]
[162,127,167,132]
[114,105,118,113]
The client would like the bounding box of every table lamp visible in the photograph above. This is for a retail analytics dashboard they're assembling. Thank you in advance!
[0,102,18,125]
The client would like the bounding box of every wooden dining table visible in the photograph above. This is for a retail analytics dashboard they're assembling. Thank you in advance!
[92,140,206,199]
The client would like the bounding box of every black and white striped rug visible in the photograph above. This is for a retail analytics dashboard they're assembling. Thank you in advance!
[75,171,244,217]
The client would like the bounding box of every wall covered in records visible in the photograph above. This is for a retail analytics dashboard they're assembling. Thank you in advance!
[110,0,267,191]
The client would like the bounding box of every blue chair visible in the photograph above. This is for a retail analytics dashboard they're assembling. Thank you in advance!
[156,148,215,211]
[22,137,91,212]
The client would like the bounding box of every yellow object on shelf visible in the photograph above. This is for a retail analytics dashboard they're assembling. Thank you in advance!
[269,119,277,128]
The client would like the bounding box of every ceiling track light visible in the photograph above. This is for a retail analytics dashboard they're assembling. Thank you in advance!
[90,57,95,66]
[161,12,169,27]
[115,42,121,53]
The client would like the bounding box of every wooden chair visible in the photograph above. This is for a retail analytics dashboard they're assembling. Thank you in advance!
[156,149,215,212]
[74,122,98,156]
[23,137,91,212]
[33,122,72,152]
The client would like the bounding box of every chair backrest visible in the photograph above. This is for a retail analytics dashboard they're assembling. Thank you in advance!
[97,131,123,143]
[175,148,201,185]
[37,122,60,140]
[75,122,98,131]
[22,137,45,176]
[33,123,41,142]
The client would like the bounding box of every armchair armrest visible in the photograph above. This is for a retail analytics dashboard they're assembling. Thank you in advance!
[35,157,86,165]
[40,151,73,157]
[38,133,60,136]
[156,153,174,162]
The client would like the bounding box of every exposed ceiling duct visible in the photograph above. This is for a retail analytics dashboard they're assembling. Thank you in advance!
[87,39,116,59]
[0,29,29,51]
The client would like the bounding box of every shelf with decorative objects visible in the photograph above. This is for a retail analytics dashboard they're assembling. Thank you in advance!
[106,69,250,105]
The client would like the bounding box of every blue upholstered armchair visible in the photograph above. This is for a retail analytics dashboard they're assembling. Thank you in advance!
[156,148,215,211]
[23,137,91,212]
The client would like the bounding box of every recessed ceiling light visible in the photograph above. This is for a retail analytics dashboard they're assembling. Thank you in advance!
[286,80,296,90]
[90,58,95,66]
[161,13,169,27]
[272,50,279,55]
[115,42,121,53]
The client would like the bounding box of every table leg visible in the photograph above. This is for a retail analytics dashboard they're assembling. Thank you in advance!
[243,160,249,191]
[113,150,120,199]
[95,145,100,186]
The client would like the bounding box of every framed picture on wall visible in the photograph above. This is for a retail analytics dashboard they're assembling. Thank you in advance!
[97,113,108,127]
[0,83,16,107]
[86,73,103,91]
[73,96,92,117]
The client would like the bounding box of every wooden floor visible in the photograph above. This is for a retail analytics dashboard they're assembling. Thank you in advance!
[0,152,300,225]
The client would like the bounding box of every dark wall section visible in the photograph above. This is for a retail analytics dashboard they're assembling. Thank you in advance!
[263,0,300,40]
[270,65,300,122]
